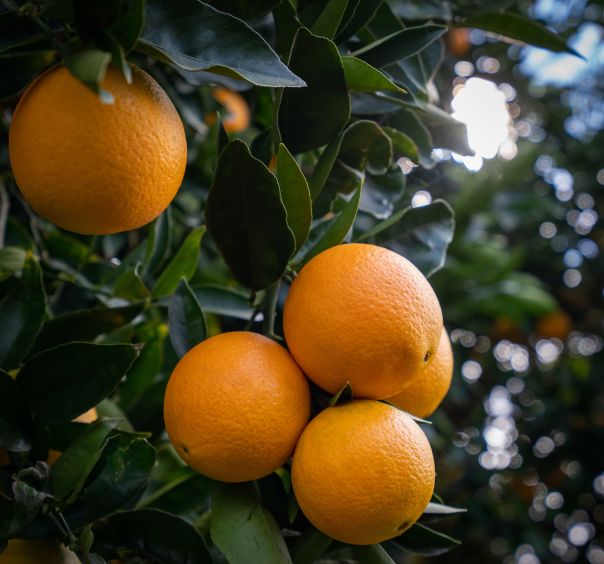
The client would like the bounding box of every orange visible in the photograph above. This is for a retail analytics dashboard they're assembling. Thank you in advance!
[291,400,435,545]
[389,328,454,418]
[0,539,79,563]
[210,87,250,133]
[163,331,310,482]
[536,310,572,340]
[446,28,471,58]
[283,243,443,399]
[9,65,186,234]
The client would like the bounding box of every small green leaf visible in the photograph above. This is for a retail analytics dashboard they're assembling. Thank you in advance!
[420,502,467,524]
[276,144,312,254]
[31,302,146,354]
[0,12,47,53]
[0,246,26,280]
[211,482,292,564]
[382,126,419,162]
[308,135,344,201]
[168,279,207,358]
[329,382,353,406]
[138,0,304,87]
[297,183,362,267]
[463,11,583,58]
[336,0,382,41]
[353,544,396,564]
[387,108,434,163]
[152,226,205,299]
[143,211,173,277]
[390,522,461,557]
[85,433,156,521]
[289,527,332,564]
[114,262,150,301]
[205,140,295,291]
[339,120,393,176]
[419,103,472,156]
[353,24,447,68]
[360,200,455,277]
[17,343,140,424]
[312,0,349,39]
[93,508,213,563]
[65,50,114,102]
[0,370,31,452]
[342,56,405,94]
[278,28,350,155]
[0,253,46,370]
[51,419,121,501]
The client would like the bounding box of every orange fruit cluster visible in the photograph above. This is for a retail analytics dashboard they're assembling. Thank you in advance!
[164,243,454,545]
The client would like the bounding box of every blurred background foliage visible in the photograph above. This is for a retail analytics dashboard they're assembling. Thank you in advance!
[0,0,602,562]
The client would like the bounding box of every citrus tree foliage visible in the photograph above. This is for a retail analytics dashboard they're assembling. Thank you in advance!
[0,0,578,562]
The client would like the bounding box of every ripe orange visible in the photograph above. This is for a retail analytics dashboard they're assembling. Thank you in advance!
[0,539,79,563]
[389,328,454,418]
[292,400,435,545]
[9,65,186,235]
[163,331,310,482]
[445,28,471,58]
[283,243,443,399]
[210,87,250,133]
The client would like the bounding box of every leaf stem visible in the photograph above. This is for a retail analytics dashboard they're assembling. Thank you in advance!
[261,280,281,338]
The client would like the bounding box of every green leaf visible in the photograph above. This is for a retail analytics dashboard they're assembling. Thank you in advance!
[211,482,292,564]
[276,144,312,254]
[209,0,280,20]
[360,167,407,220]
[387,108,434,163]
[17,343,140,424]
[143,211,173,277]
[309,135,344,201]
[0,370,31,452]
[51,419,121,501]
[278,28,350,155]
[114,262,150,301]
[290,527,332,564]
[31,302,146,354]
[338,120,393,175]
[152,226,205,299]
[312,0,349,39]
[342,56,405,94]
[359,200,455,277]
[168,279,207,358]
[193,284,257,320]
[353,544,397,563]
[382,126,419,162]
[205,140,295,291]
[0,253,46,370]
[138,0,304,87]
[353,24,447,68]
[297,183,362,267]
[329,382,353,406]
[420,502,467,524]
[336,0,382,41]
[85,433,156,521]
[65,49,114,103]
[386,0,452,20]
[0,246,26,280]
[419,103,472,156]
[390,522,461,556]
[0,12,47,53]
[463,11,583,58]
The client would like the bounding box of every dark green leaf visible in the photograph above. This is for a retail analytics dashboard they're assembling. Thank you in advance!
[114,262,150,301]
[65,49,114,103]
[312,0,349,39]
[0,370,31,452]
[51,419,121,501]
[31,302,146,354]
[386,0,452,20]
[0,253,46,370]
[420,502,467,524]
[205,140,295,291]
[329,382,353,406]
[390,522,461,556]
[419,103,472,156]
[360,167,407,220]
[309,135,344,201]
[297,183,362,267]
[359,200,455,277]
[382,126,420,162]
[276,143,312,254]
[278,28,350,155]
[17,343,140,424]
[168,279,207,358]
[290,527,332,564]
[353,544,396,563]
[463,11,583,58]
[387,108,434,163]
[339,120,393,175]
[206,0,280,21]
[152,226,205,299]
[193,284,257,320]
[342,56,405,94]
[0,50,58,101]
[336,0,382,41]
[353,24,447,68]
[143,211,173,278]
[93,508,213,564]
[85,434,155,521]
[139,0,304,87]
[0,12,46,53]
[211,482,292,564]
